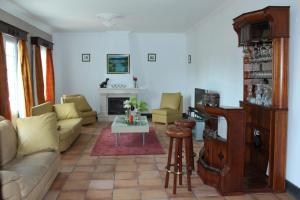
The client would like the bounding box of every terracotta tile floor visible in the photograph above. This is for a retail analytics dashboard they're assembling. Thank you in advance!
[44,122,295,200]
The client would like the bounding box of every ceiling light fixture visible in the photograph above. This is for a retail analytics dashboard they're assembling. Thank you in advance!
[96,12,122,27]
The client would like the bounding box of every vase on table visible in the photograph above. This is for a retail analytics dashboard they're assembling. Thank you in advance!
[125,109,130,124]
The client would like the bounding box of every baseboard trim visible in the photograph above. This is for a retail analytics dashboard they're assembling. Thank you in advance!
[286,180,300,199]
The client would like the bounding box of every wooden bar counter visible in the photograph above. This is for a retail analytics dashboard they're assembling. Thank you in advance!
[196,105,245,195]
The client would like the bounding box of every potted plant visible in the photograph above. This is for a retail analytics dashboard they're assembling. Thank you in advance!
[123,97,148,124]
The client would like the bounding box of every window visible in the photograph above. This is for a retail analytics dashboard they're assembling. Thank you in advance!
[3,35,25,118]
[40,45,47,96]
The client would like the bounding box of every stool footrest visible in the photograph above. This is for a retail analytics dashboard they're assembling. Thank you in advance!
[165,168,184,175]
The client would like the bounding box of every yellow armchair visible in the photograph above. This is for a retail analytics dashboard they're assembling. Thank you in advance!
[152,92,183,125]
[61,94,97,125]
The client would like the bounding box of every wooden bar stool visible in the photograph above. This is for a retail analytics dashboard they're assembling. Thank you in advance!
[174,119,196,170]
[165,125,192,194]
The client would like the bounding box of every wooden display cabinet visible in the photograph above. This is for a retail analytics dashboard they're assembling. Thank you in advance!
[196,6,289,195]
[234,6,289,193]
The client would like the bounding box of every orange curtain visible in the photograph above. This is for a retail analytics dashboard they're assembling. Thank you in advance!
[0,33,12,120]
[34,45,45,104]
[45,48,55,103]
[18,40,33,116]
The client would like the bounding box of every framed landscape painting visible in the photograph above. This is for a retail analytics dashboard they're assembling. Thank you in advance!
[107,54,130,74]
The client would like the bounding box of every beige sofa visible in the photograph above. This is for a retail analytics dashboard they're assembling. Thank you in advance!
[0,116,60,200]
[61,94,97,125]
[32,102,82,152]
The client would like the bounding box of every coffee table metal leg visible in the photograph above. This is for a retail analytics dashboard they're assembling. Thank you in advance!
[142,133,145,146]
[115,133,119,146]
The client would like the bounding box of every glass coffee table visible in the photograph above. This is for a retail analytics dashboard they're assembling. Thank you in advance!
[111,115,150,146]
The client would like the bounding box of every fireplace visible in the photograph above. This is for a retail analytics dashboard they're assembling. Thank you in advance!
[108,97,129,115]
[99,88,141,121]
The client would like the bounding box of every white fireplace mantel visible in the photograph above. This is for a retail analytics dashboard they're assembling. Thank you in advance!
[99,88,142,94]
[99,88,144,121]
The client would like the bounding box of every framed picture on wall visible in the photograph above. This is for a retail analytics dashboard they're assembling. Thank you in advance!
[148,53,156,62]
[107,54,130,74]
[82,53,90,62]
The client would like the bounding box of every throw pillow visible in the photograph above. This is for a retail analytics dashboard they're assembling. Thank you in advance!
[54,103,80,120]
[0,119,17,166]
[16,112,59,157]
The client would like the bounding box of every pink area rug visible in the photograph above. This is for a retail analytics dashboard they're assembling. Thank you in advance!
[91,128,165,156]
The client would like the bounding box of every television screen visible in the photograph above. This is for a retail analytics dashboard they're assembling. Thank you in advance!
[195,88,206,106]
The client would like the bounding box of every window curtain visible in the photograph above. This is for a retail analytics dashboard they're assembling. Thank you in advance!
[34,45,45,104]
[45,48,55,103]
[0,33,12,120]
[18,40,33,116]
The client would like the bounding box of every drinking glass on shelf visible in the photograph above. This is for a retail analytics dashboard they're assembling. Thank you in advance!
[255,84,263,105]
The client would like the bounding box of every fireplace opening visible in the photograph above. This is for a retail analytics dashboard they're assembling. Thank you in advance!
[108,97,130,115]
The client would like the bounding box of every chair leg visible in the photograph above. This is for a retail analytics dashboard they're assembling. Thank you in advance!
[165,137,173,188]
[178,139,183,185]
[185,138,192,191]
[173,138,180,194]
[190,136,195,170]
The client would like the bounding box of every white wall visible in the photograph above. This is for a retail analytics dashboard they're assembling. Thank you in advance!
[0,9,52,42]
[53,32,188,113]
[186,0,300,187]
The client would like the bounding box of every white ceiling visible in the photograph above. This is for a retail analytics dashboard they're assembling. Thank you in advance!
[0,0,227,33]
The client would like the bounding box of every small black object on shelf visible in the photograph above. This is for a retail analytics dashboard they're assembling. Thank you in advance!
[99,78,109,88]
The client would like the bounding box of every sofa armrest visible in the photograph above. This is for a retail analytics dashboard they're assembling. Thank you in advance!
[1,171,21,200]
[32,102,54,116]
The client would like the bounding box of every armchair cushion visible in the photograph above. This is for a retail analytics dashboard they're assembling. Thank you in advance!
[62,95,92,112]
[61,94,97,125]
[54,103,80,120]
[0,118,17,166]
[152,108,179,116]
[16,112,59,157]
[160,92,181,111]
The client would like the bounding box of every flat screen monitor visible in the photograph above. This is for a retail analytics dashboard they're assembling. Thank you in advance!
[195,88,206,106]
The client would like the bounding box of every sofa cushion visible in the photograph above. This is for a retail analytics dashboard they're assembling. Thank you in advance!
[152,108,179,116]
[4,152,58,170]
[81,110,97,118]
[32,102,54,116]
[10,164,48,198]
[16,112,59,157]
[58,118,82,140]
[63,96,92,112]
[54,103,80,120]
[2,151,58,198]
[0,170,20,185]
[0,170,21,200]
[160,92,181,110]
[0,118,17,166]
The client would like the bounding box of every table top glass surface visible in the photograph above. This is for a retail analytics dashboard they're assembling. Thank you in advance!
[112,115,149,127]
